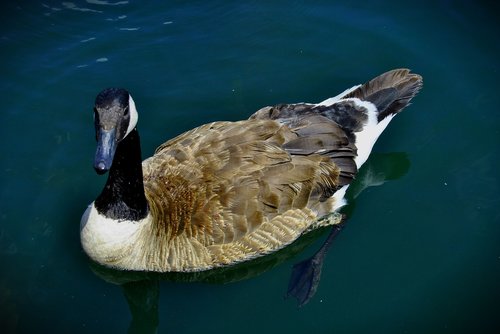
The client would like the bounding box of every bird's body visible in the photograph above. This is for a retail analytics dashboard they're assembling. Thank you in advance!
[81,69,422,272]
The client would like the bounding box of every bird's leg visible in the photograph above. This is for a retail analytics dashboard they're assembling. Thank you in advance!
[285,223,344,307]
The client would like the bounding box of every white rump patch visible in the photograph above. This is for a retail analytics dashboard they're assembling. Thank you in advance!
[317,84,361,106]
[125,94,139,137]
[344,98,394,169]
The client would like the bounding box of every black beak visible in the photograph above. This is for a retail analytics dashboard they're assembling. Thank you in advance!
[94,128,117,174]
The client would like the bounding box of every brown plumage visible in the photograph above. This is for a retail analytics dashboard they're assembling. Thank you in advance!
[81,68,422,272]
[139,120,344,271]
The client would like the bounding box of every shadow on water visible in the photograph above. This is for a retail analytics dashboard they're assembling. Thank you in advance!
[286,152,410,306]
[87,152,410,333]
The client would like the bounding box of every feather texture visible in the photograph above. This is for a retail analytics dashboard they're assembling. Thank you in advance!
[81,68,423,272]
[137,120,344,271]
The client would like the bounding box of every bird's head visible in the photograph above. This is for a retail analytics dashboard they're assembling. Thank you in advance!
[93,88,138,174]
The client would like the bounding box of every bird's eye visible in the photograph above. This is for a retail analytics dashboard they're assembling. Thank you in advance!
[124,106,129,116]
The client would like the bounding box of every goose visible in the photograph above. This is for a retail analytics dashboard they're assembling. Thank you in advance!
[80,68,422,273]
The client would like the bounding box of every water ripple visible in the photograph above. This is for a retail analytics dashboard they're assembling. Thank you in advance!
[80,37,96,43]
[86,0,129,5]
[62,2,102,13]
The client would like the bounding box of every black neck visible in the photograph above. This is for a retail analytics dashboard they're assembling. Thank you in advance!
[95,129,149,221]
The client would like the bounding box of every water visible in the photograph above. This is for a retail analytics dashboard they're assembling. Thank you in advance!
[1,1,499,333]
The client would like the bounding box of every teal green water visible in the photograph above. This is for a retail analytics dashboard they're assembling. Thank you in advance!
[1,1,499,333]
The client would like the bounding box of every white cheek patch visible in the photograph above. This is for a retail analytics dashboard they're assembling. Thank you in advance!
[125,94,139,137]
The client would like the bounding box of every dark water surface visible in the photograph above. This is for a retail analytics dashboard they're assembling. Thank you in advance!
[1,1,499,333]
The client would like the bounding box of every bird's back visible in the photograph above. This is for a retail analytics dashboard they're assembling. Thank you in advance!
[138,68,422,272]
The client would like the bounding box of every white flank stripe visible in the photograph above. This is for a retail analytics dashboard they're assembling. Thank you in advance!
[332,185,349,211]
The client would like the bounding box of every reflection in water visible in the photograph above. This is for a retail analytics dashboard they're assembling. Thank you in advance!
[286,152,410,306]
[89,152,410,333]
[286,223,344,307]
[122,280,159,334]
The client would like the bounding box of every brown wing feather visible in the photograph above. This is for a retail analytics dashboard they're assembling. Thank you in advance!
[250,104,358,186]
[140,119,344,270]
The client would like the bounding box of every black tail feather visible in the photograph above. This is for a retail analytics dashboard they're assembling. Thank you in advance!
[344,68,423,121]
